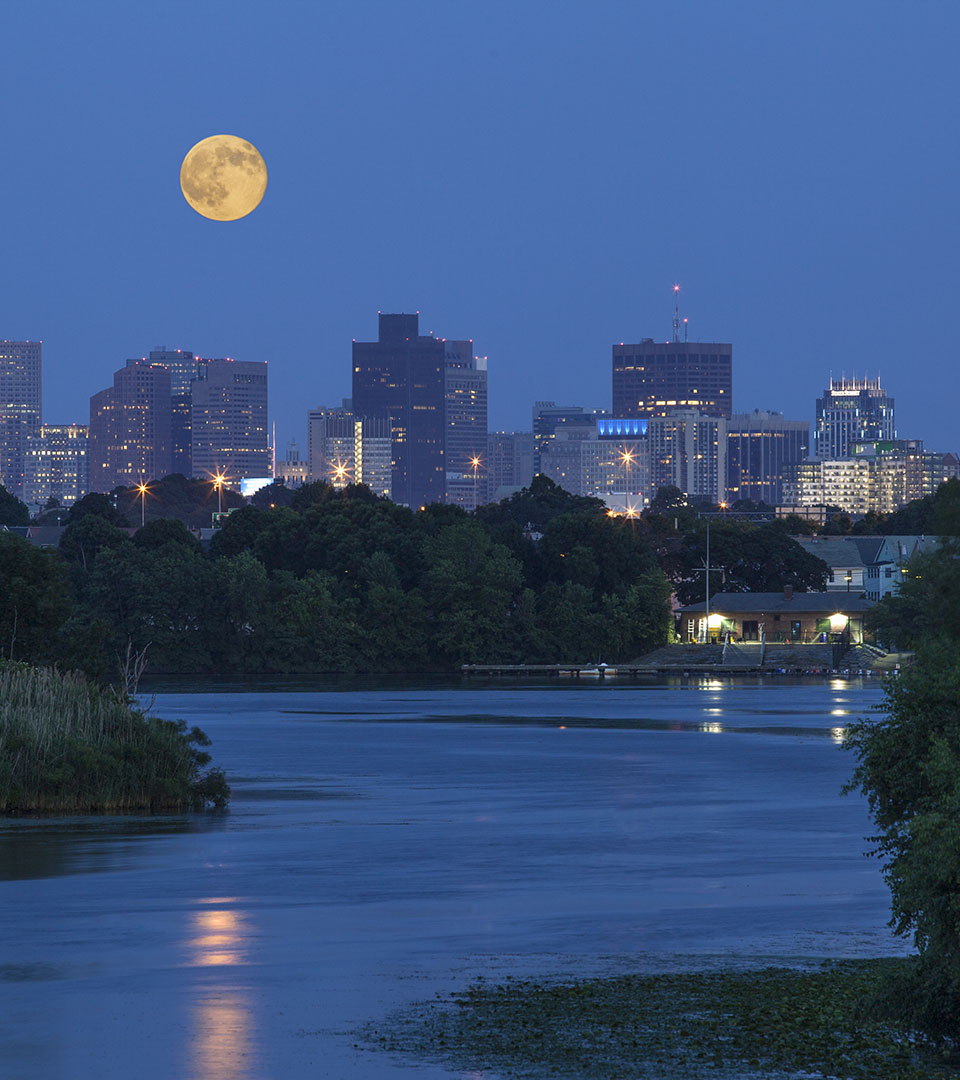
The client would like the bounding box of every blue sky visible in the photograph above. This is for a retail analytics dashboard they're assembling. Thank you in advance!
[2,0,958,453]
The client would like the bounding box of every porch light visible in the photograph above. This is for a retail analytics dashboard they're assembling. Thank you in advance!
[707,613,723,629]
[829,613,848,633]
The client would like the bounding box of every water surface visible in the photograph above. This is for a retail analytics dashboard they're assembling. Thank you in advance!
[0,677,899,1079]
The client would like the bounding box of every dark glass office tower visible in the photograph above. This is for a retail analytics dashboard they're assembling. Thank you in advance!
[352,313,446,508]
[612,340,732,419]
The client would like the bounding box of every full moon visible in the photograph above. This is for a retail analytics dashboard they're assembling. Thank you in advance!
[180,135,268,221]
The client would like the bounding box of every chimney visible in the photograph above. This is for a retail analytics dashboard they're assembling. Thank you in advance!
[783,585,793,601]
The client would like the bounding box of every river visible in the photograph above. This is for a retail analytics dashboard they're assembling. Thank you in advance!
[0,676,903,1079]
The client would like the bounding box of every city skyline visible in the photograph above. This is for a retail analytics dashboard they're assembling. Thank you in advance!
[1,4,957,456]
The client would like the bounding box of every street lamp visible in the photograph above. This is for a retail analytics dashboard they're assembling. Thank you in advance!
[470,455,482,510]
[136,481,148,528]
[212,471,227,515]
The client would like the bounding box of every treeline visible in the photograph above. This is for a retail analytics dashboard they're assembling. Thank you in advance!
[1,478,678,674]
[844,532,960,1043]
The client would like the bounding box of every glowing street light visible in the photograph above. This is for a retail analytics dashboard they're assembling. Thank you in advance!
[470,455,482,510]
[136,481,149,528]
[211,470,228,515]
[329,458,351,487]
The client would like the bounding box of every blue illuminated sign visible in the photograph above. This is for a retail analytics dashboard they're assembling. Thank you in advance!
[597,418,647,438]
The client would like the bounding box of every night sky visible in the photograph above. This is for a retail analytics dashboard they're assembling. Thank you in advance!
[3,1,958,454]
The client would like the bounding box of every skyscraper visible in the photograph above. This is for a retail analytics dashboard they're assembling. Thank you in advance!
[0,339,42,496]
[612,339,732,419]
[647,411,727,503]
[190,358,270,481]
[88,361,172,492]
[814,377,895,458]
[23,424,89,507]
[532,402,609,474]
[725,410,809,505]
[444,340,488,509]
[487,431,535,499]
[352,313,446,509]
[140,346,202,476]
[307,404,391,498]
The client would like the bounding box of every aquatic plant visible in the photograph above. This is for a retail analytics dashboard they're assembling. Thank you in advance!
[0,662,229,812]
[368,959,958,1079]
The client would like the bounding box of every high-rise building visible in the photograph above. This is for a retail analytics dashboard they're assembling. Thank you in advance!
[814,377,894,458]
[647,411,727,503]
[190,358,270,482]
[444,340,488,510]
[487,431,535,499]
[532,402,609,475]
[139,346,202,476]
[0,339,42,496]
[22,424,89,508]
[307,404,392,498]
[725,410,809,505]
[352,313,446,508]
[539,418,648,503]
[612,339,732,420]
[89,361,172,492]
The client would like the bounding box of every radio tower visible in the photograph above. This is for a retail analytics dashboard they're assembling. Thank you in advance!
[672,284,681,342]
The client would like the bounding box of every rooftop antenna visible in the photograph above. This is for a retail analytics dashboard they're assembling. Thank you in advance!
[683,316,689,342]
[672,284,681,343]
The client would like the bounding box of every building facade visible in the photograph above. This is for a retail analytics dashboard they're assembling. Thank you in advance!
[612,340,732,420]
[785,440,950,517]
[539,418,648,503]
[89,361,172,492]
[140,346,201,476]
[307,404,392,498]
[22,423,89,507]
[532,402,609,475]
[725,410,809,505]
[0,339,42,496]
[444,340,488,510]
[487,431,535,500]
[647,411,727,504]
[352,313,445,508]
[190,358,270,482]
[814,377,894,458]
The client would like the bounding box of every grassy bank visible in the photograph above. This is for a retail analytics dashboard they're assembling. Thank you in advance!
[0,663,229,812]
[367,959,960,1079]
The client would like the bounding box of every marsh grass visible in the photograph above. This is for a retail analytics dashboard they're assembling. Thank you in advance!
[0,663,229,812]
[367,959,960,1079]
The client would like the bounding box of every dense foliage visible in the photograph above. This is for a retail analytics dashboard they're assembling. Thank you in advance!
[845,534,960,1042]
[0,477,674,673]
[0,663,228,812]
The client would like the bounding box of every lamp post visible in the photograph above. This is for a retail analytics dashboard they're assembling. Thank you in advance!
[470,455,481,511]
[212,472,225,515]
[620,447,634,512]
[136,482,148,528]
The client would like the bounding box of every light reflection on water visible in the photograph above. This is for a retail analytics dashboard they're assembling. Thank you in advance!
[186,900,255,1079]
[191,990,254,1080]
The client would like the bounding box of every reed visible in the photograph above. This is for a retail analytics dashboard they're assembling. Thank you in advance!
[0,663,229,812]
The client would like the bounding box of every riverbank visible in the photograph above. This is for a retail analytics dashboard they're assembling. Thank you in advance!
[0,663,229,812]
[368,959,957,1080]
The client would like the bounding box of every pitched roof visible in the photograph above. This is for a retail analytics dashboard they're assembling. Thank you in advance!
[679,591,874,614]
[793,537,878,567]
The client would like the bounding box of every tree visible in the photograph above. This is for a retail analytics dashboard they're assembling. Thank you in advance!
[133,517,203,554]
[0,484,30,526]
[59,515,132,569]
[845,646,960,1041]
[844,540,960,1041]
[68,491,129,527]
[0,531,70,663]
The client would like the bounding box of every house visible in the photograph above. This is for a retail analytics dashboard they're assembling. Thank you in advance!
[794,534,943,602]
[678,586,874,644]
